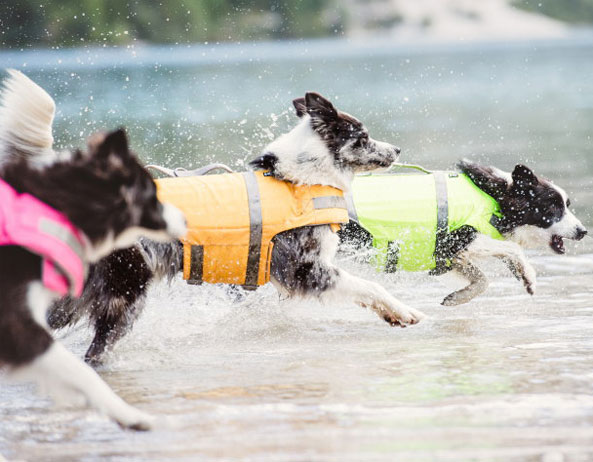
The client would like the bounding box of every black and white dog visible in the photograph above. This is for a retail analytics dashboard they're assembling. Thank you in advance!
[342,161,587,305]
[48,92,425,365]
[0,70,186,430]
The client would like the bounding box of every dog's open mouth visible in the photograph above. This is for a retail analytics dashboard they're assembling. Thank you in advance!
[550,235,565,254]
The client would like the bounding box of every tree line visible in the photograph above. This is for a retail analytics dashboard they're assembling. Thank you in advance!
[1,0,345,48]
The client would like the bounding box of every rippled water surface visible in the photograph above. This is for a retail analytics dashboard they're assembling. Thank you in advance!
[1,37,593,461]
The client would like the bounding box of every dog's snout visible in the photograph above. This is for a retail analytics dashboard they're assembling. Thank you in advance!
[575,227,588,241]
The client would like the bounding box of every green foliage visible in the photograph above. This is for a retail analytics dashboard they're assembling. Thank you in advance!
[512,0,593,24]
[0,0,345,48]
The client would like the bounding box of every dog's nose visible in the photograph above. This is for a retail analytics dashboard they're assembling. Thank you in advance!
[394,146,401,155]
[575,227,588,240]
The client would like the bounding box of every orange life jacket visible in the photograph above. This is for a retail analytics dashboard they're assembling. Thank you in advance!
[155,171,348,289]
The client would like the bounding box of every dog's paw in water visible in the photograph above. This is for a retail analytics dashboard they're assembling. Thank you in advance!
[113,406,155,431]
[521,263,537,296]
[382,304,425,327]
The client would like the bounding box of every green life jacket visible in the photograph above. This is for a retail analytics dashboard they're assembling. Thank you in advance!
[349,171,504,272]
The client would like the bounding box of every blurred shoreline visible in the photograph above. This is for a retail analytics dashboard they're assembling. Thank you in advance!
[3,30,593,72]
[3,0,593,50]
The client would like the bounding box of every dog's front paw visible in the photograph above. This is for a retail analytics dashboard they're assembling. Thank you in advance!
[521,266,536,296]
[523,278,536,296]
[114,407,155,431]
[382,305,425,326]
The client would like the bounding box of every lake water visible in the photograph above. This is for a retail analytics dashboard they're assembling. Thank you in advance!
[1,36,593,461]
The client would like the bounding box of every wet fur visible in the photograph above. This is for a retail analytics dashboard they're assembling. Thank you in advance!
[0,70,185,430]
[49,92,424,365]
[342,160,587,305]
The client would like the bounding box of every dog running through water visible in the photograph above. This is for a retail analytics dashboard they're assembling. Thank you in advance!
[49,92,425,365]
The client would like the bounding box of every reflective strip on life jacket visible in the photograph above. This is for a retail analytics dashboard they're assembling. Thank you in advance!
[38,217,86,295]
[243,171,263,289]
[0,178,87,297]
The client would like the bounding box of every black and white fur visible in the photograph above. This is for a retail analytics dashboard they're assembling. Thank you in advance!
[48,92,425,365]
[343,160,587,306]
[0,70,186,430]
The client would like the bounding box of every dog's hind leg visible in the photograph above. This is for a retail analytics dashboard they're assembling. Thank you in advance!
[441,258,489,306]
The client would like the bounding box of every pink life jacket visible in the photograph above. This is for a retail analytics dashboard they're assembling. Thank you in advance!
[0,178,87,297]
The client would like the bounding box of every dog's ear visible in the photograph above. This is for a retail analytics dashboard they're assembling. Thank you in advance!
[305,92,338,124]
[91,128,134,174]
[458,159,509,201]
[249,152,279,173]
[95,129,132,160]
[293,97,306,118]
[86,131,107,155]
[512,164,538,189]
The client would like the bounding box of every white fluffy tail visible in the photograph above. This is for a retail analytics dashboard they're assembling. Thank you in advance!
[0,69,56,159]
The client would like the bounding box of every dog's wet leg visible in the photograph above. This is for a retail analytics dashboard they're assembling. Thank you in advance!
[498,255,536,296]
[441,258,489,306]
[271,226,425,326]
[84,247,153,365]
[85,293,148,365]
[319,269,426,326]
[460,234,536,297]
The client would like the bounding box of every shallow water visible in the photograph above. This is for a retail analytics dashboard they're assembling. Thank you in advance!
[2,37,593,461]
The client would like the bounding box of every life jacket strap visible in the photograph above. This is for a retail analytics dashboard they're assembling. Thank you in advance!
[38,217,86,296]
[187,245,204,285]
[146,163,234,178]
[432,171,451,275]
[344,192,358,222]
[243,171,263,290]
[312,196,347,210]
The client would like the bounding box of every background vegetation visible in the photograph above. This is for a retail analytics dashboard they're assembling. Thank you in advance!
[2,0,593,49]
[513,0,593,24]
[0,0,345,48]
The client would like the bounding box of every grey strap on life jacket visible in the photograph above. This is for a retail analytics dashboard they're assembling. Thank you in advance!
[434,172,449,236]
[431,171,450,275]
[344,193,358,223]
[242,171,263,290]
[187,245,204,285]
[312,195,347,210]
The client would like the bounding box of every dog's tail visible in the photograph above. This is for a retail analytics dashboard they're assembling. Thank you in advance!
[0,69,56,161]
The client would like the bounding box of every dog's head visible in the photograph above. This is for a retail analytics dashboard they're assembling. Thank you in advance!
[251,92,400,190]
[459,160,587,253]
[54,129,186,262]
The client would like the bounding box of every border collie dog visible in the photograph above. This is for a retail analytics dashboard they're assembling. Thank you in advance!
[342,161,587,305]
[49,92,425,365]
[0,70,186,430]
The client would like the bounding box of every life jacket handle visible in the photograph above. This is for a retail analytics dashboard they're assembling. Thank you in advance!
[390,163,433,174]
[146,163,234,178]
